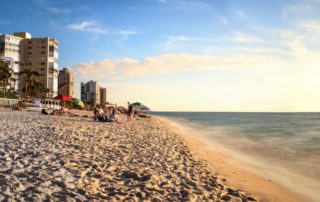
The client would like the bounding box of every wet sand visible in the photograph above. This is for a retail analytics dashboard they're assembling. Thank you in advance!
[156,116,306,202]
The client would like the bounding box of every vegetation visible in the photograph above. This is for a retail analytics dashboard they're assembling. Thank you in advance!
[0,61,13,94]
[19,63,40,99]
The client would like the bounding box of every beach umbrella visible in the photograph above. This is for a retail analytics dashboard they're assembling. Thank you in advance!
[54,94,72,107]
[54,94,72,101]
[72,98,84,108]
[32,99,42,107]
[130,102,146,108]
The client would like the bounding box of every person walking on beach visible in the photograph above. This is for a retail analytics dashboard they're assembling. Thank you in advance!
[127,102,133,121]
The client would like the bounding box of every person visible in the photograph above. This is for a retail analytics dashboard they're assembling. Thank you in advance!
[127,102,133,121]
[41,108,49,115]
[111,109,121,124]
[93,107,99,121]
[98,107,104,115]
[12,103,21,111]
[97,113,112,123]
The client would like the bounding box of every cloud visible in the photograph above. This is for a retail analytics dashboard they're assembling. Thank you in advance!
[282,3,312,20]
[158,0,212,11]
[299,20,320,32]
[234,9,246,18]
[33,0,74,14]
[45,7,71,14]
[218,16,228,24]
[73,53,264,81]
[164,35,218,50]
[116,30,139,38]
[68,20,107,34]
[0,19,10,25]
[229,32,265,44]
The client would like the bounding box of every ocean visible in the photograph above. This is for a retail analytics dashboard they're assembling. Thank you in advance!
[153,112,320,201]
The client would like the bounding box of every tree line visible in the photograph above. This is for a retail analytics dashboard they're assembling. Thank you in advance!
[0,61,51,99]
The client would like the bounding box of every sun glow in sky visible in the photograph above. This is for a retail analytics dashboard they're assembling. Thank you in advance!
[1,0,320,111]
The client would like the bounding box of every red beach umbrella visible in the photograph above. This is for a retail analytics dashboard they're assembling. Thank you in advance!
[54,94,72,108]
[54,94,72,101]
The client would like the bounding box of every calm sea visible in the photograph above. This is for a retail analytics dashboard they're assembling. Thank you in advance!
[153,112,320,201]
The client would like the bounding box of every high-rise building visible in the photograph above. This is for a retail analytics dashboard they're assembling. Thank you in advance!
[0,32,59,97]
[100,87,107,105]
[58,67,74,97]
[81,80,100,105]
[0,33,24,93]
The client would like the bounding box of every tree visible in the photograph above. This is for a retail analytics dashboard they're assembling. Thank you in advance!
[19,63,39,99]
[0,61,13,94]
[29,79,43,98]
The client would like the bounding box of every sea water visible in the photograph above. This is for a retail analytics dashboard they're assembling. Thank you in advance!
[153,112,320,201]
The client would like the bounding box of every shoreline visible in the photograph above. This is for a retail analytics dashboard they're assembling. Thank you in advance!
[154,115,306,202]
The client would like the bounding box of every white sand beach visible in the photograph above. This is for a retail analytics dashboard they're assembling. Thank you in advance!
[0,108,303,201]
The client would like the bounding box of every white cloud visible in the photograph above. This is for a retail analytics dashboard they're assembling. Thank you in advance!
[229,32,265,44]
[282,3,312,20]
[234,9,246,18]
[158,0,211,11]
[164,35,218,50]
[117,30,139,38]
[46,7,71,14]
[68,20,107,34]
[0,19,10,25]
[73,53,265,82]
[218,16,228,24]
[299,20,320,32]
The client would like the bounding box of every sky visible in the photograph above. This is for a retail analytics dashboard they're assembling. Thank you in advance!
[1,0,320,111]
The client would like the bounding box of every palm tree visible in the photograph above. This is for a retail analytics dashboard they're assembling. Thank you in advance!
[19,63,39,99]
[0,61,13,94]
[29,79,43,98]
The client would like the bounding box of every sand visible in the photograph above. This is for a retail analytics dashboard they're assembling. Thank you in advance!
[0,108,301,201]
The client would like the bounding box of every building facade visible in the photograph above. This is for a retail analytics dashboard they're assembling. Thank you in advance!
[100,87,107,106]
[0,32,59,97]
[0,33,24,93]
[81,80,100,105]
[58,67,74,97]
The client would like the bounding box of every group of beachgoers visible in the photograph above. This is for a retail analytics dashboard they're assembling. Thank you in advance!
[13,100,150,123]
[93,106,121,123]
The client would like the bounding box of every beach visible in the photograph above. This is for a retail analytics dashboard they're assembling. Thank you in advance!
[0,108,303,201]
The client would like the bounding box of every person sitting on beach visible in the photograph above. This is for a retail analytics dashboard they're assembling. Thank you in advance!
[97,113,112,123]
[93,107,99,121]
[41,108,52,115]
[111,110,121,124]
[12,103,21,111]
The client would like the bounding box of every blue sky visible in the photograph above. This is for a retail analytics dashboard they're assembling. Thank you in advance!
[1,0,320,111]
